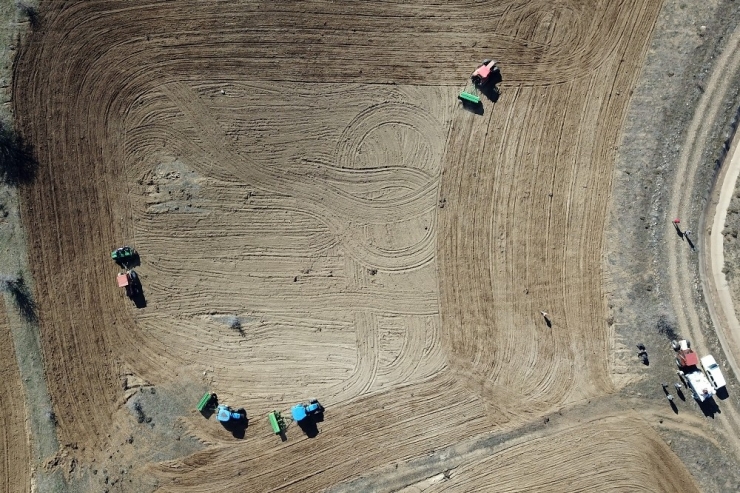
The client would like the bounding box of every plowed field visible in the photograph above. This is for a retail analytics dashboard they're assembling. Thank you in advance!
[11,0,692,491]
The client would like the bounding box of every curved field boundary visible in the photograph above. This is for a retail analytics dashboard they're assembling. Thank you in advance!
[706,113,740,387]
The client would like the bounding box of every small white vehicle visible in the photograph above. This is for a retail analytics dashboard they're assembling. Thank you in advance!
[700,355,726,390]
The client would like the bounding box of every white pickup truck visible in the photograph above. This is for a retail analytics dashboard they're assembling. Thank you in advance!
[700,355,726,390]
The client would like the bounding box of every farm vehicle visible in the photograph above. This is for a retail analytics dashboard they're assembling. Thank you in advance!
[700,355,726,390]
[291,399,324,422]
[471,59,500,86]
[459,59,501,106]
[217,405,247,423]
[672,339,715,402]
[116,269,141,298]
[111,245,144,305]
[197,391,325,439]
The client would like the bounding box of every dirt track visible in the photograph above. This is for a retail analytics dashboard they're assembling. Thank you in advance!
[0,306,30,493]
[9,0,713,491]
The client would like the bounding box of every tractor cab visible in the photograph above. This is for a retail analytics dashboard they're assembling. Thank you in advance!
[306,401,322,414]
[217,404,246,423]
[111,246,137,262]
[471,59,500,86]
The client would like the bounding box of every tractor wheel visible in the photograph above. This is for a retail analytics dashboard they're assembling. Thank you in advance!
[671,340,679,351]
[675,358,682,368]
[482,59,491,65]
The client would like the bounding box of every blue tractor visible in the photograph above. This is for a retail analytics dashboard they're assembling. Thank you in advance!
[291,399,324,422]
[217,405,247,423]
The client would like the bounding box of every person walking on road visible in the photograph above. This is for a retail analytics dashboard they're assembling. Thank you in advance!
[672,218,681,233]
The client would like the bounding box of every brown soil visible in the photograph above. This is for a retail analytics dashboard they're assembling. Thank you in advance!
[9,0,737,491]
[0,305,31,493]
[407,414,699,493]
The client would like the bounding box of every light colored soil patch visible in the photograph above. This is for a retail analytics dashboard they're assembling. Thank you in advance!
[0,305,30,493]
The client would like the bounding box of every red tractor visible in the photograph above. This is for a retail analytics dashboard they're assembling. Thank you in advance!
[117,269,141,298]
[672,339,698,368]
[471,59,500,87]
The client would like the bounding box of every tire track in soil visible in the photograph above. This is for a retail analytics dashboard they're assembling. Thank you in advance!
[667,21,740,458]
[0,307,31,493]
[437,14,659,417]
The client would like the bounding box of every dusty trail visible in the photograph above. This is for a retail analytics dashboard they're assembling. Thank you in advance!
[706,124,740,387]
[0,307,30,493]
[334,394,713,493]
[419,415,699,493]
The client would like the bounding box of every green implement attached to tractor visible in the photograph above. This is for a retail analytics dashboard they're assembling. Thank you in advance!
[268,411,286,435]
[458,91,481,105]
[197,392,217,413]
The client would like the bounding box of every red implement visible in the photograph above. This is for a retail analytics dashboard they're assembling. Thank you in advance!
[117,273,129,288]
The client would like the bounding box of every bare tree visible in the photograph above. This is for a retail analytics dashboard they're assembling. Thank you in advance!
[0,272,37,323]
[15,1,39,28]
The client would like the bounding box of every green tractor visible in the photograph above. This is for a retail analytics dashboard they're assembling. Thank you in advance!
[111,246,137,263]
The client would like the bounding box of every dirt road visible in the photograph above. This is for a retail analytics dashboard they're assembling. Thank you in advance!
[706,104,740,390]
[667,19,740,457]
[0,307,30,493]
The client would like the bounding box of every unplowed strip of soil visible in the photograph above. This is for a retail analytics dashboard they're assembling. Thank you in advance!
[0,306,31,493]
[414,415,700,493]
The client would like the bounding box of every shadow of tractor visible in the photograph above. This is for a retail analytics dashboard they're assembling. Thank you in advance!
[221,415,249,439]
[297,410,324,438]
